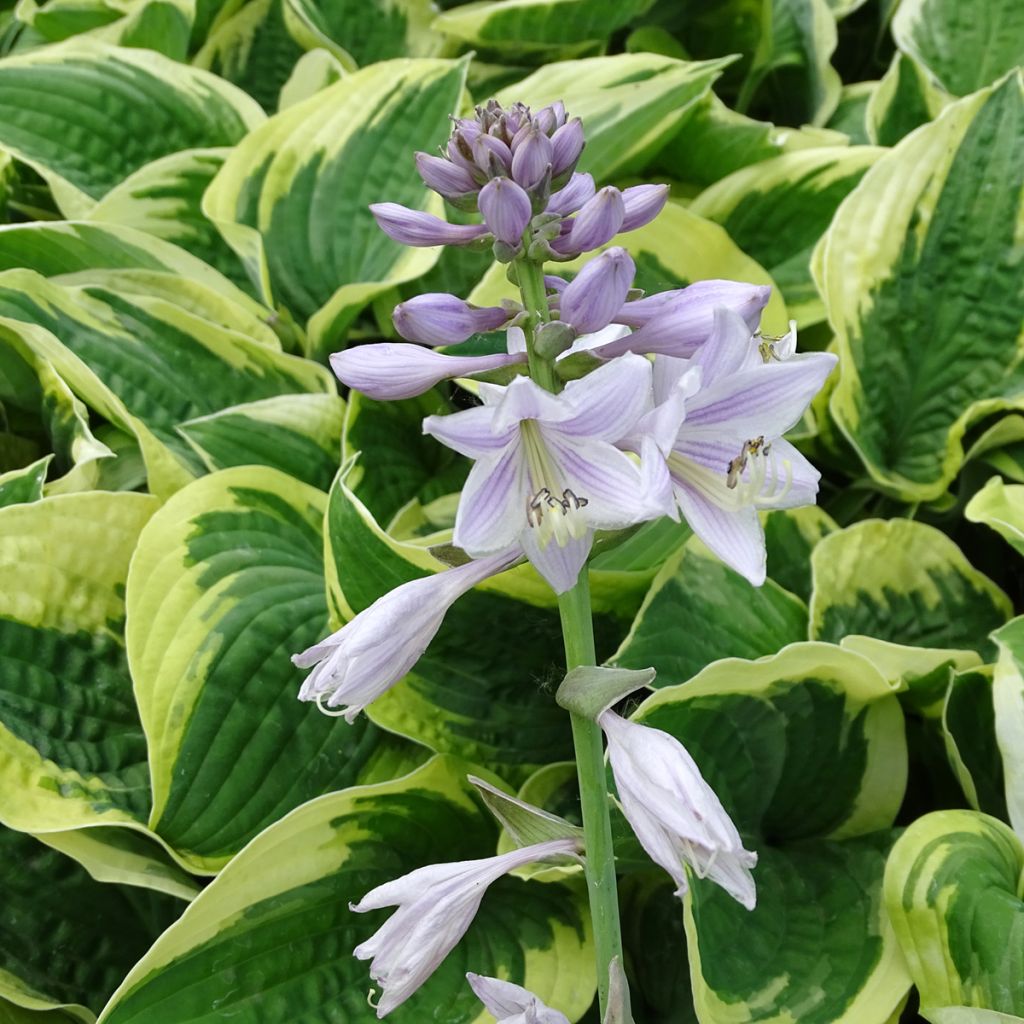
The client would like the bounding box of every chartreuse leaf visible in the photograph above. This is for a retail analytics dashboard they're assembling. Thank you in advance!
[966,477,1024,558]
[965,417,1024,484]
[470,201,789,335]
[85,149,250,293]
[0,491,156,834]
[655,92,849,189]
[178,393,344,492]
[203,58,467,356]
[0,1000,77,1023]
[126,466,421,872]
[325,475,575,785]
[609,538,808,689]
[0,271,333,497]
[0,455,48,507]
[866,51,950,146]
[926,1011,1024,1024]
[884,810,1024,1016]
[495,53,732,179]
[342,388,467,530]
[97,757,594,1024]
[633,643,910,1023]
[0,826,182,1023]
[434,0,654,51]
[277,47,345,108]
[809,519,1012,655]
[739,0,842,125]
[0,40,263,217]
[763,505,837,603]
[283,0,441,69]
[815,74,1024,500]
[892,0,1024,97]
[943,667,1008,820]
[992,618,1024,837]
[690,145,881,324]
[0,223,274,336]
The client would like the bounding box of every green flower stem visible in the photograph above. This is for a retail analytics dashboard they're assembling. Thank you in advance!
[559,575,624,1016]
[513,253,623,1017]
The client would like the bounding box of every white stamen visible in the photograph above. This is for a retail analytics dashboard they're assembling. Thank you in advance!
[520,421,589,548]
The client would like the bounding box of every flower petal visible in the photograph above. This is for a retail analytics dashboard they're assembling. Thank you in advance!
[559,246,636,335]
[546,172,595,216]
[423,405,516,459]
[330,344,525,400]
[453,441,526,554]
[479,177,532,244]
[370,203,487,247]
[555,353,653,442]
[691,306,760,385]
[520,527,590,594]
[490,374,570,433]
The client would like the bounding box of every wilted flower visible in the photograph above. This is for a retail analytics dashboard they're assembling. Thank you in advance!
[352,838,579,1017]
[292,548,520,721]
[423,355,666,593]
[466,974,570,1024]
[651,308,836,585]
[600,709,758,909]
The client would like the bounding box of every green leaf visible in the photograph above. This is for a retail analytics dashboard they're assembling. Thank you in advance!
[826,81,876,144]
[943,667,1008,819]
[0,826,182,1022]
[690,145,881,324]
[892,0,1024,97]
[739,0,842,125]
[655,91,850,189]
[277,47,345,108]
[126,466,417,872]
[866,51,950,146]
[0,270,333,497]
[992,618,1024,838]
[434,0,654,51]
[814,74,1024,500]
[964,416,1024,484]
[610,539,808,689]
[86,149,250,293]
[0,40,263,216]
[0,491,157,833]
[494,53,732,178]
[203,57,467,356]
[178,393,345,492]
[634,643,910,1022]
[326,476,577,785]
[884,809,1024,1016]
[0,454,48,507]
[283,0,441,68]
[97,757,594,1024]
[809,519,1012,655]
[763,505,837,603]
[966,477,1024,558]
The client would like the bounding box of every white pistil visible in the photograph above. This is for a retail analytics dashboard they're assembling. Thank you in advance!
[520,420,589,548]
[727,437,794,507]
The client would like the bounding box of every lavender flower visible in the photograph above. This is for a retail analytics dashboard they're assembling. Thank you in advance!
[392,293,511,345]
[480,177,533,246]
[620,184,670,232]
[557,246,635,335]
[352,838,578,1017]
[423,355,665,593]
[466,974,570,1024]
[370,203,488,247]
[292,548,520,721]
[550,186,624,256]
[330,343,526,401]
[600,709,758,909]
[649,308,836,584]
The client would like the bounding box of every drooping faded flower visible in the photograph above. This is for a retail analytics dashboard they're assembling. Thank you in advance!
[648,308,836,585]
[466,973,570,1024]
[422,354,668,593]
[292,547,520,721]
[352,838,579,1017]
[600,709,757,909]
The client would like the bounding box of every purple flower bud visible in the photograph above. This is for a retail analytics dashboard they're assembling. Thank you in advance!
[620,183,669,232]
[393,293,510,345]
[510,128,552,189]
[479,178,532,245]
[545,275,568,293]
[414,152,477,200]
[447,130,482,177]
[472,134,512,176]
[551,186,625,255]
[559,246,636,334]
[550,118,584,177]
[533,101,566,134]
[545,172,595,216]
[370,203,488,247]
[330,343,525,400]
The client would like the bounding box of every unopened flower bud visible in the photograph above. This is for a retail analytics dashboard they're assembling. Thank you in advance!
[559,246,636,334]
[393,293,510,345]
[370,203,488,248]
[620,183,669,231]
[532,100,567,134]
[552,186,625,255]
[546,171,595,216]
[510,127,553,189]
[534,320,576,359]
[479,177,532,245]
[414,152,477,202]
[550,118,585,178]
[472,133,512,177]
